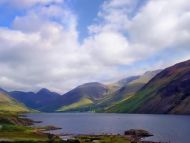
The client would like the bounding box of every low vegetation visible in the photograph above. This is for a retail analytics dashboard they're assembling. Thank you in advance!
[75,135,131,143]
[0,93,30,113]
[0,112,62,142]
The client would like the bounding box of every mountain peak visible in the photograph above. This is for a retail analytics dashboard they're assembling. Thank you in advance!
[143,69,162,76]
[37,88,51,94]
[118,76,140,86]
[80,82,104,87]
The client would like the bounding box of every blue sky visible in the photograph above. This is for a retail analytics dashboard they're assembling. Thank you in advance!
[0,0,103,41]
[0,0,189,92]
[0,5,20,27]
[65,0,103,41]
[0,0,146,41]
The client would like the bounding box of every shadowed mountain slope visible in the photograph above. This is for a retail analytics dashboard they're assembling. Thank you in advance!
[106,59,190,114]
[95,70,161,112]
[57,82,109,112]
[9,88,61,112]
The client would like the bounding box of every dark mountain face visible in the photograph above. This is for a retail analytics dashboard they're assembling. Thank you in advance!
[36,88,61,99]
[9,82,109,112]
[9,91,37,109]
[9,89,62,112]
[136,60,190,114]
[109,59,190,114]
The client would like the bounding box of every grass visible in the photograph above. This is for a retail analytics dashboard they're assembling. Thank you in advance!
[0,131,48,141]
[129,75,151,85]
[76,135,131,143]
[0,104,29,112]
[0,122,63,142]
[57,98,93,112]
[0,117,48,142]
[0,93,30,113]
[105,69,176,113]
[0,122,50,142]
[0,124,32,132]
[0,111,63,142]
[105,87,156,113]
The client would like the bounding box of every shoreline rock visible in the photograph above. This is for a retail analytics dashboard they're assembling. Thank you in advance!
[124,129,157,143]
[124,129,153,137]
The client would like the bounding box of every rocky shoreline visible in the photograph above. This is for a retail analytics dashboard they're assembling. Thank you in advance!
[0,113,169,143]
[26,115,168,143]
[55,130,168,143]
[63,134,168,143]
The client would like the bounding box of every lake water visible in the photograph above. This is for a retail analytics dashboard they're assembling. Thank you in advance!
[26,113,190,143]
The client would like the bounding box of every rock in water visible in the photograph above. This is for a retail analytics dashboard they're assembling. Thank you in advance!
[124,129,153,137]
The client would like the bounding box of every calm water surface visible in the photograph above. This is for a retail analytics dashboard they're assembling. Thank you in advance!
[26,113,190,143]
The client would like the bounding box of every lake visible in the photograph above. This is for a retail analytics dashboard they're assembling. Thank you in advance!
[26,113,190,143]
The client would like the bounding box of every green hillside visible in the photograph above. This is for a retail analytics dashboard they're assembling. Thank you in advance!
[55,70,161,112]
[0,92,29,113]
[57,97,93,112]
[106,59,190,114]
[94,70,161,112]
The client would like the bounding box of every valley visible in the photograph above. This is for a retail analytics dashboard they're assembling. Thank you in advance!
[2,59,189,115]
[0,59,190,143]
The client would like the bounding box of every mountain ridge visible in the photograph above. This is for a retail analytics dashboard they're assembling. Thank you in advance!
[3,60,190,114]
[106,59,190,114]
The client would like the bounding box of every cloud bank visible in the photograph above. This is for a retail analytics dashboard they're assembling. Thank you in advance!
[0,0,189,93]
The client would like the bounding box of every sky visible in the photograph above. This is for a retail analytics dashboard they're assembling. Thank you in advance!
[0,0,189,93]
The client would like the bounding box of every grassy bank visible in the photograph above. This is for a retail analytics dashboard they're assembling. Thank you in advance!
[75,135,131,143]
[0,112,62,142]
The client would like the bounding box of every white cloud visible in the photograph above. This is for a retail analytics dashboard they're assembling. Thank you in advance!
[0,0,189,93]
[88,0,190,65]
[83,31,136,65]
[0,1,127,92]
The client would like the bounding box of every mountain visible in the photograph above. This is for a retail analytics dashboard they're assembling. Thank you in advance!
[57,70,161,112]
[117,76,140,87]
[2,59,189,114]
[9,88,61,112]
[128,70,162,85]
[65,82,108,99]
[106,59,190,114]
[94,70,162,112]
[0,90,29,112]
[6,69,162,113]
[9,82,109,112]
[57,82,109,112]
[0,88,7,93]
